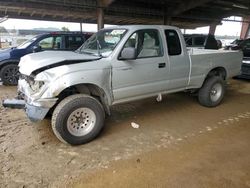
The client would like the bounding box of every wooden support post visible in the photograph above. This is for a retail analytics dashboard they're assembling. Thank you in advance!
[97,0,105,31]
[240,17,250,39]
[163,16,172,25]
[209,23,217,35]
[162,5,171,25]
[80,22,82,33]
[97,7,104,30]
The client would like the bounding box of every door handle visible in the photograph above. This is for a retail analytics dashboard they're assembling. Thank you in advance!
[117,67,132,71]
[158,63,166,68]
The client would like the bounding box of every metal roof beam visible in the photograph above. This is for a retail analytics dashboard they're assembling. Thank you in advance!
[171,0,215,16]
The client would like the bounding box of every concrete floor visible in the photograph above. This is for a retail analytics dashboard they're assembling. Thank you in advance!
[0,79,249,187]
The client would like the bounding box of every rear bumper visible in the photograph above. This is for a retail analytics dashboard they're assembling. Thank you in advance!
[240,63,250,79]
[2,98,50,122]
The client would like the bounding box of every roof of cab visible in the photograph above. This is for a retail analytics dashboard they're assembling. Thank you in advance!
[101,25,180,31]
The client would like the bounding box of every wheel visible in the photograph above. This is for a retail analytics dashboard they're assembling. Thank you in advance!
[51,94,105,145]
[198,76,225,107]
[0,64,19,85]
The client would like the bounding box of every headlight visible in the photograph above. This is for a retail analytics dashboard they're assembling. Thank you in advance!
[20,73,46,92]
[30,80,44,91]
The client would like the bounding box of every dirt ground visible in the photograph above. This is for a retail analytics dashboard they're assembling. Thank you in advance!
[0,79,249,188]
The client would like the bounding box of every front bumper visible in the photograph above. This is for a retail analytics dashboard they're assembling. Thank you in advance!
[9,77,58,121]
[25,103,50,122]
[2,98,51,122]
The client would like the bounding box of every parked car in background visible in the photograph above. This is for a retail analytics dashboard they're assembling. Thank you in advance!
[241,58,250,79]
[216,40,222,49]
[0,32,93,85]
[230,38,250,57]
[184,34,219,50]
[224,38,250,79]
[224,39,243,50]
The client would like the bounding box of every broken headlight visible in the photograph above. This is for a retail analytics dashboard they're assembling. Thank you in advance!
[30,80,44,91]
[20,74,45,92]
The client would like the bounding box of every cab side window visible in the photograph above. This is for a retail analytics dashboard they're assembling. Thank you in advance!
[65,36,84,50]
[165,30,182,56]
[54,36,62,49]
[123,29,162,58]
[38,36,62,50]
[39,37,53,49]
[124,33,137,48]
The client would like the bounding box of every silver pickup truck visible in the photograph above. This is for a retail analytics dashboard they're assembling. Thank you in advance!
[3,25,242,145]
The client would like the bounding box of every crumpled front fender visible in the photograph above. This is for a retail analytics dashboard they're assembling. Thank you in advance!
[40,68,113,105]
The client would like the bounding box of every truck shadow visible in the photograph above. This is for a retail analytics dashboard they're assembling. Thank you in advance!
[102,92,198,136]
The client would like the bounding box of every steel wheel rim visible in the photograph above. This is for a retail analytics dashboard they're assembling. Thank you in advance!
[4,66,19,84]
[67,108,96,137]
[210,83,222,102]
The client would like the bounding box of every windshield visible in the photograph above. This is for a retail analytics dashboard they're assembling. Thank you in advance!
[78,29,127,57]
[17,37,38,49]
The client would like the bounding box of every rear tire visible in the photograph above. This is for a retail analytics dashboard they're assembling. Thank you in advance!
[0,64,19,86]
[198,76,225,107]
[51,94,105,145]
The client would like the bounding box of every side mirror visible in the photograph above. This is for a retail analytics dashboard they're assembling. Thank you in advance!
[119,47,136,60]
[33,45,42,53]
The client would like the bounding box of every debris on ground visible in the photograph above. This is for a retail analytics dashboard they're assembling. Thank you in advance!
[131,122,140,129]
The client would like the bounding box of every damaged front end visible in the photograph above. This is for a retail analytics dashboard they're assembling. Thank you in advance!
[2,74,57,122]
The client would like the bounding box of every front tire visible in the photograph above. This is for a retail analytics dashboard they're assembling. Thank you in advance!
[198,76,225,107]
[51,94,105,145]
[0,64,19,86]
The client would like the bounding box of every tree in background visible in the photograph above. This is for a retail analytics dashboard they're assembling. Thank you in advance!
[61,26,70,32]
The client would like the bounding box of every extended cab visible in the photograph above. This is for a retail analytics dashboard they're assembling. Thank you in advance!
[3,25,242,145]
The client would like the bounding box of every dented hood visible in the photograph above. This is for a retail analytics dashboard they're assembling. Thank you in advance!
[19,51,100,76]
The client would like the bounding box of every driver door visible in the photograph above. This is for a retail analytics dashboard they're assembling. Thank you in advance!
[112,29,169,102]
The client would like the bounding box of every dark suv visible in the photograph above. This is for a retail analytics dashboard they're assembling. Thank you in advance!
[0,32,92,85]
[230,38,250,57]
[184,34,219,50]
[226,38,250,79]
[224,39,243,50]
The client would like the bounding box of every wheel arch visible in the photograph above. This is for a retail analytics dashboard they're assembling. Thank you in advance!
[55,83,111,115]
[206,67,227,80]
[0,59,20,71]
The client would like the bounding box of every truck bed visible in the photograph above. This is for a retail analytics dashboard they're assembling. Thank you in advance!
[187,48,242,88]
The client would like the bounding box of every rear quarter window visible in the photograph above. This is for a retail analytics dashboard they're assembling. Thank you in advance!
[165,30,182,56]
